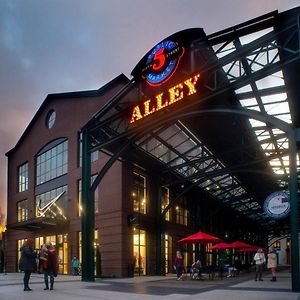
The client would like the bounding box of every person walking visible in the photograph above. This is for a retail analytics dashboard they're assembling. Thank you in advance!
[174,250,184,280]
[42,241,58,290]
[253,248,266,281]
[72,256,79,275]
[267,248,277,281]
[18,238,36,291]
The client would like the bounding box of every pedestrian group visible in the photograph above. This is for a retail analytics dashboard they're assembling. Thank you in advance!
[18,239,59,291]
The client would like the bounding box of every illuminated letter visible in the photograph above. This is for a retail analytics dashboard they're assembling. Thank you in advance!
[143,99,155,117]
[184,73,200,96]
[156,93,168,111]
[130,105,143,123]
[168,83,183,105]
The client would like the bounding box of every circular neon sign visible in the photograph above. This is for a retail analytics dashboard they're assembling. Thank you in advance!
[263,191,290,219]
[143,40,184,86]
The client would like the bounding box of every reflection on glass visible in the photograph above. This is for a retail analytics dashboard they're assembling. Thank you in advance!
[133,228,146,276]
[132,172,147,214]
[36,186,68,219]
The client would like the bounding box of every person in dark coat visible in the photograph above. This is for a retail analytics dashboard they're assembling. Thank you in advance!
[18,238,36,291]
[43,241,58,290]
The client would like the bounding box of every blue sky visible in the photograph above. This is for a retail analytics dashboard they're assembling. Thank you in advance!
[0,0,299,224]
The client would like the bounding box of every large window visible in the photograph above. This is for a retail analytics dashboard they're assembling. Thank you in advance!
[133,228,146,276]
[78,230,100,276]
[18,162,28,192]
[161,187,170,221]
[78,132,99,167]
[35,234,68,274]
[36,140,68,185]
[165,234,172,274]
[175,205,188,226]
[132,172,147,214]
[17,239,27,271]
[35,185,68,219]
[78,175,99,216]
[17,199,28,222]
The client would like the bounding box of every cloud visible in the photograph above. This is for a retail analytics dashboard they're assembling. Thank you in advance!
[0,0,299,222]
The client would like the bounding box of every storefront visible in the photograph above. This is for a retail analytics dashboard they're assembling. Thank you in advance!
[5,7,300,288]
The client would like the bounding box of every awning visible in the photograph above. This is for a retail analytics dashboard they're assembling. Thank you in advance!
[7,217,69,231]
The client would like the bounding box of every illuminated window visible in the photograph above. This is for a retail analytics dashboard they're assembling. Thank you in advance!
[165,234,172,274]
[17,239,27,271]
[205,243,213,266]
[271,241,281,249]
[175,206,188,226]
[78,230,101,276]
[17,199,28,222]
[133,228,146,276]
[132,172,147,214]
[35,185,68,219]
[161,187,170,221]
[57,234,68,274]
[78,175,99,216]
[35,236,44,251]
[36,140,68,185]
[17,162,28,192]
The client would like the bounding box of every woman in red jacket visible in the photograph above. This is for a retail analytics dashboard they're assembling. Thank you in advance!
[43,241,58,290]
[174,250,184,280]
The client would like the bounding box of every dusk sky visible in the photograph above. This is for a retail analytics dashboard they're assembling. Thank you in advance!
[0,0,299,225]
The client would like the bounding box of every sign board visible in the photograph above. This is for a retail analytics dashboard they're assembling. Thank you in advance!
[263,191,290,219]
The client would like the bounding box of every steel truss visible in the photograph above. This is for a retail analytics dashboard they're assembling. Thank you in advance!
[81,9,300,290]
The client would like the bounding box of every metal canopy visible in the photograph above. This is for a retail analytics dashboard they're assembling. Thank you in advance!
[81,7,300,287]
[84,8,300,234]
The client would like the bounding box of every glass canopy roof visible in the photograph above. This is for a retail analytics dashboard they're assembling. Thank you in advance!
[132,16,299,228]
[87,8,300,233]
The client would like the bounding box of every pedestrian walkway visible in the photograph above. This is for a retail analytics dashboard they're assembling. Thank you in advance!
[0,269,299,300]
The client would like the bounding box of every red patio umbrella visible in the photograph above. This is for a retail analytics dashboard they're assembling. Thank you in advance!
[210,242,232,250]
[177,231,222,244]
[237,247,259,252]
[229,241,254,249]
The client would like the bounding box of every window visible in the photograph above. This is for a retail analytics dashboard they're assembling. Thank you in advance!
[271,241,281,249]
[18,162,28,192]
[35,185,68,219]
[17,200,28,222]
[17,239,27,271]
[46,110,56,129]
[175,206,188,226]
[132,172,147,214]
[78,175,99,216]
[78,132,99,167]
[161,187,170,221]
[36,140,68,185]
[133,228,146,276]
[165,234,172,274]
[78,230,100,276]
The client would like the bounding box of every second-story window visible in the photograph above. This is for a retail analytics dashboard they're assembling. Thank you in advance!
[18,162,28,192]
[175,206,188,226]
[161,187,170,221]
[132,172,147,214]
[35,185,68,219]
[36,140,68,185]
[17,199,28,222]
[78,175,99,216]
[78,132,99,167]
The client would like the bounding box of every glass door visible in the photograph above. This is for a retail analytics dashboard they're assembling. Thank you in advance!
[133,229,146,276]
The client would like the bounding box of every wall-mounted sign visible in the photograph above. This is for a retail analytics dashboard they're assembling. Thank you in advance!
[263,191,290,219]
[141,40,184,86]
[130,73,200,124]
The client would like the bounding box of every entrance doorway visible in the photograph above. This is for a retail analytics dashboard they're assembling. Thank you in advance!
[133,229,146,276]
